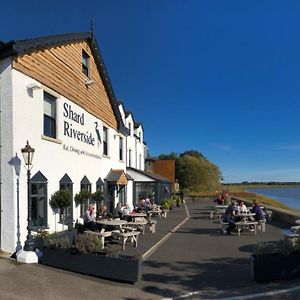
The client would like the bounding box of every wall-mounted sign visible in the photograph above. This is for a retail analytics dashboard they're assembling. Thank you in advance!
[63,103,102,147]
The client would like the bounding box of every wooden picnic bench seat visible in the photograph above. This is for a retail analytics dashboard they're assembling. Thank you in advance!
[127,220,148,235]
[112,231,140,251]
[220,221,258,236]
[84,230,112,249]
[148,219,157,233]
[282,226,300,240]
[236,221,258,236]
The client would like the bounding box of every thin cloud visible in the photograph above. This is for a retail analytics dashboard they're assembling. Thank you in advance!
[277,145,300,151]
[214,144,232,151]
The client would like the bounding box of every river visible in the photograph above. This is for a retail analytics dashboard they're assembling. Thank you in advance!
[246,187,300,210]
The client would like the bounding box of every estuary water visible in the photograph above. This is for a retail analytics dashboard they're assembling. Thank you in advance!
[246,187,300,211]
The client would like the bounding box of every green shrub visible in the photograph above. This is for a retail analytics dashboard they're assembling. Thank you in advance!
[104,243,122,257]
[74,189,91,206]
[75,234,102,254]
[48,237,72,250]
[91,190,104,205]
[161,199,171,210]
[50,190,72,212]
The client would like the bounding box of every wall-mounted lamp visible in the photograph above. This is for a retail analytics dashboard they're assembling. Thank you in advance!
[85,79,95,86]
[26,83,41,91]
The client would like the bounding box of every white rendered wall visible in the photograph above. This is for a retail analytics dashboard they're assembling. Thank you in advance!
[0,58,16,252]
[0,69,128,253]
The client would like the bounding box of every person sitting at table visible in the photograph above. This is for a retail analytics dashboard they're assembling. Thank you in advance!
[83,204,97,231]
[251,200,264,221]
[121,202,133,221]
[214,194,224,205]
[113,202,123,219]
[137,197,146,212]
[223,192,231,205]
[97,204,108,220]
[237,201,247,214]
[223,200,238,235]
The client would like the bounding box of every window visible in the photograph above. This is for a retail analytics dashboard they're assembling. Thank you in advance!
[119,137,123,161]
[139,154,142,169]
[128,149,132,167]
[30,171,48,228]
[80,176,91,216]
[59,174,73,224]
[82,50,90,77]
[128,123,132,135]
[43,92,56,138]
[139,131,142,142]
[103,126,108,156]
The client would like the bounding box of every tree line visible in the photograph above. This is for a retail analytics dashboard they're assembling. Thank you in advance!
[158,150,222,193]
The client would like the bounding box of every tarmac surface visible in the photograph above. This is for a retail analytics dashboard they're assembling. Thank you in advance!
[1,199,300,300]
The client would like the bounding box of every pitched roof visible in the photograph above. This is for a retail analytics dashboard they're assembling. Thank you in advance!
[0,32,128,135]
[127,167,171,182]
[105,169,134,182]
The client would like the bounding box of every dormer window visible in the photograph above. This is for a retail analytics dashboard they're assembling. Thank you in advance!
[82,50,90,77]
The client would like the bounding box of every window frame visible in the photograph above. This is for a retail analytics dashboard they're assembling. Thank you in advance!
[43,92,56,138]
[82,50,90,77]
[119,136,123,161]
[103,126,108,156]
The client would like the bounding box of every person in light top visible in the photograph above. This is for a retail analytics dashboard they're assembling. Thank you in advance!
[237,201,247,214]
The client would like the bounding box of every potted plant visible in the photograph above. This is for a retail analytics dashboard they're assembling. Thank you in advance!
[50,189,72,230]
[40,233,142,284]
[160,199,170,211]
[74,189,91,207]
[91,190,104,208]
[172,195,182,207]
[251,239,300,282]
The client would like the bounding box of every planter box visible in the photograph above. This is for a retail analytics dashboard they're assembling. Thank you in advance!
[40,248,142,284]
[251,253,300,282]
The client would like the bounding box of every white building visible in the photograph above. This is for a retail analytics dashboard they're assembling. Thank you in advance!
[118,102,146,171]
[0,32,135,253]
[0,32,171,254]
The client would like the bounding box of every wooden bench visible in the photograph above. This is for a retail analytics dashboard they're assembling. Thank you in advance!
[84,230,112,249]
[220,221,229,234]
[112,231,140,251]
[127,220,148,235]
[220,221,258,236]
[236,221,258,236]
[258,219,266,232]
[148,219,157,233]
[282,226,300,240]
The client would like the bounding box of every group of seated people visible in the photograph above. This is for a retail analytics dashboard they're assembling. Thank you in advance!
[83,203,109,231]
[223,199,265,235]
[83,197,153,231]
[214,192,232,205]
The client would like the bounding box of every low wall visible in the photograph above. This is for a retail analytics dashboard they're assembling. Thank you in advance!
[184,195,300,226]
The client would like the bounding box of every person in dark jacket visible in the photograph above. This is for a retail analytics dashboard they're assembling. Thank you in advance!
[251,200,264,221]
[224,200,238,234]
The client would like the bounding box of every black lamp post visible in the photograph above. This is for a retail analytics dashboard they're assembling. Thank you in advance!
[21,141,35,252]
[220,178,224,193]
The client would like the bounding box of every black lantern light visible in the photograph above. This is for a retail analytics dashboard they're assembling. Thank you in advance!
[21,141,35,251]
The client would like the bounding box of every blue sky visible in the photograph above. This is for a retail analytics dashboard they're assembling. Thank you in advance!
[1,0,300,183]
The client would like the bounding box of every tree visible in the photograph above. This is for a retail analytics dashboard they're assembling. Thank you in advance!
[158,149,221,193]
[50,190,72,230]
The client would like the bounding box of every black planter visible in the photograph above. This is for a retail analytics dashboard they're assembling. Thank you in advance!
[251,253,300,282]
[40,248,142,284]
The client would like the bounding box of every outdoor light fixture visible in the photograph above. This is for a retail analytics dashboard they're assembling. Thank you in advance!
[220,178,224,192]
[26,83,41,90]
[17,141,38,263]
[85,79,95,86]
[21,141,35,168]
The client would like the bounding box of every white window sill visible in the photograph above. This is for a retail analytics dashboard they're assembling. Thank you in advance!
[41,135,62,144]
[102,154,111,159]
